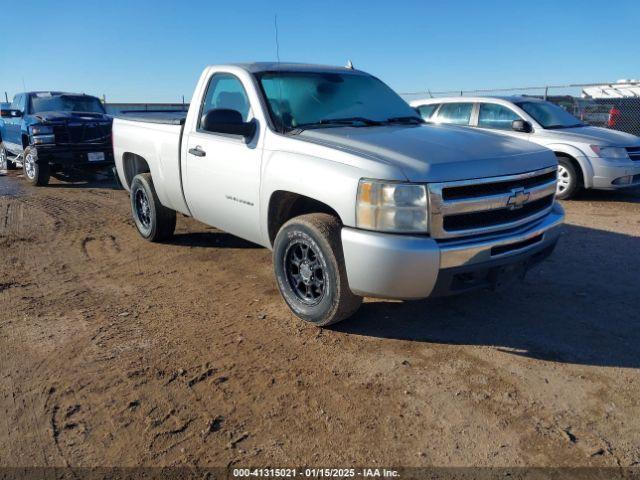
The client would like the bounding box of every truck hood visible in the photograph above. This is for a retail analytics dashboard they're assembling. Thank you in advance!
[298,124,556,182]
[29,111,112,123]
[537,125,640,147]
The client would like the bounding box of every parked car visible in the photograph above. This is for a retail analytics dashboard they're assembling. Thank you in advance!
[113,63,564,326]
[0,92,114,186]
[411,96,640,199]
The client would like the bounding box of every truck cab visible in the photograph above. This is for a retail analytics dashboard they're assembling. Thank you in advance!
[0,91,114,185]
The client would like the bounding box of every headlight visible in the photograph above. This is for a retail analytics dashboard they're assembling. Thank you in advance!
[590,145,629,160]
[356,179,428,233]
[32,135,55,145]
[30,125,54,135]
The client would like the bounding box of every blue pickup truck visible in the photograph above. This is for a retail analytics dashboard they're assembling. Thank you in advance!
[0,92,114,185]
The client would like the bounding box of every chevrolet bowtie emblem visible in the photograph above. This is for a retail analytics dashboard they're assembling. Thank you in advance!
[507,187,530,210]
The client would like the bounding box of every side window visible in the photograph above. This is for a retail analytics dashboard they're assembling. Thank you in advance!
[10,94,25,112]
[417,104,439,121]
[200,73,251,127]
[435,103,473,125]
[478,103,520,130]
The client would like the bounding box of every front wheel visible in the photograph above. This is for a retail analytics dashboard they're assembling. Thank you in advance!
[130,173,176,242]
[0,143,7,173]
[23,147,50,186]
[273,213,362,327]
[556,157,580,200]
[0,143,18,171]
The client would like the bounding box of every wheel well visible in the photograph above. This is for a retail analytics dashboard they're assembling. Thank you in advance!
[555,152,584,186]
[22,134,29,149]
[122,152,150,188]
[268,191,340,246]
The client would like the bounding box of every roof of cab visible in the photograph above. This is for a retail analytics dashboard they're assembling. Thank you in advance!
[216,62,367,75]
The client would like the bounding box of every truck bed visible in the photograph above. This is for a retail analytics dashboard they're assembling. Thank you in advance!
[116,110,187,125]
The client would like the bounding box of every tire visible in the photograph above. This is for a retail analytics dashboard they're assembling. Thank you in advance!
[273,213,362,326]
[130,173,176,242]
[0,142,18,171]
[0,142,7,173]
[23,146,50,186]
[556,156,580,200]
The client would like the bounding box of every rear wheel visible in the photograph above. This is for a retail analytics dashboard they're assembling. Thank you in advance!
[130,173,176,242]
[556,156,580,200]
[273,213,362,326]
[23,146,50,186]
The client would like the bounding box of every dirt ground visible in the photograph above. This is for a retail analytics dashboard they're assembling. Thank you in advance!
[1,170,639,469]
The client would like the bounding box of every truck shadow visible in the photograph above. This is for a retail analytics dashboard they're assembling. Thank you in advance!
[332,224,640,369]
[45,171,121,190]
[569,186,640,203]
[167,231,260,249]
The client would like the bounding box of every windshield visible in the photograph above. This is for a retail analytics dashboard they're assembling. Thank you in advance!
[29,94,106,114]
[516,101,584,129]
[256,71,421,132]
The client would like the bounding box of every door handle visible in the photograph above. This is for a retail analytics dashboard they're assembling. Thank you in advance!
[189,146,206,157]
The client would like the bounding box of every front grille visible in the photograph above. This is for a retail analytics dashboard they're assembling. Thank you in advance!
[53,122,111,145]
[442,171,557,200]
[443,196,554,231]
[626,146,640,161]
[428,166,558,239]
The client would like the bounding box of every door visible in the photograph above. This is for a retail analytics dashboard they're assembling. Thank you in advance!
[183,72,262,243]
[475,102,531,141]
[3,94,25,152]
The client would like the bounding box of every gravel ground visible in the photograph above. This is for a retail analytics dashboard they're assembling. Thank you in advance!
[1,170,639,469]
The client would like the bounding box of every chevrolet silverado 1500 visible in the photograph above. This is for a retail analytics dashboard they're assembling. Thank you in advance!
[113,63,564,326]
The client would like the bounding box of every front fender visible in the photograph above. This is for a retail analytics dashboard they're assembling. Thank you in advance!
[260,151,370,245]
[545,143,594,188]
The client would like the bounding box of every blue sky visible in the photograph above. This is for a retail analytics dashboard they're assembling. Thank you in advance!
[1,0,639,102]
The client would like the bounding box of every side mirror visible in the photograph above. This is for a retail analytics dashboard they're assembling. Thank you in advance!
[512,119,532,133]
[201,109,256,140]
[0,109,22,119]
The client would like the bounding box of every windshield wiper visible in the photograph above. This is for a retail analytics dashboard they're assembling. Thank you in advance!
[319,117,382,126]
[288,117,383,134]
[383,116,425,125]
[545,123,584,130]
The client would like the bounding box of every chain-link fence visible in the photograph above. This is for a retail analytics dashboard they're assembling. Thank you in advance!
[400,81,640,137]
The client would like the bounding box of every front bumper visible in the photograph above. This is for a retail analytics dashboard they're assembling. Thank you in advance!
[590,156,640,189]
[35,144,114,168]
[341,203,564,299]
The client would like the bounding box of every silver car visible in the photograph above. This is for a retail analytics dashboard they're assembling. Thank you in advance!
[410,96,640,199]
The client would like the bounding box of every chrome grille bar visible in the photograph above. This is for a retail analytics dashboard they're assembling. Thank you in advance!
[428,166,558,239]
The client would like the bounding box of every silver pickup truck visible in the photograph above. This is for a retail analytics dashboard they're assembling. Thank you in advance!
[113,63,564,326]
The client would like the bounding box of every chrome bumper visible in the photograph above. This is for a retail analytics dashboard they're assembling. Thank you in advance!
[341,203,564,299]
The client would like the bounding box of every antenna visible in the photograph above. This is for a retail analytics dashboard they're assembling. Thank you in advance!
[346,60,354,70]
[274,14,285,133]
[274,15,281,64]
